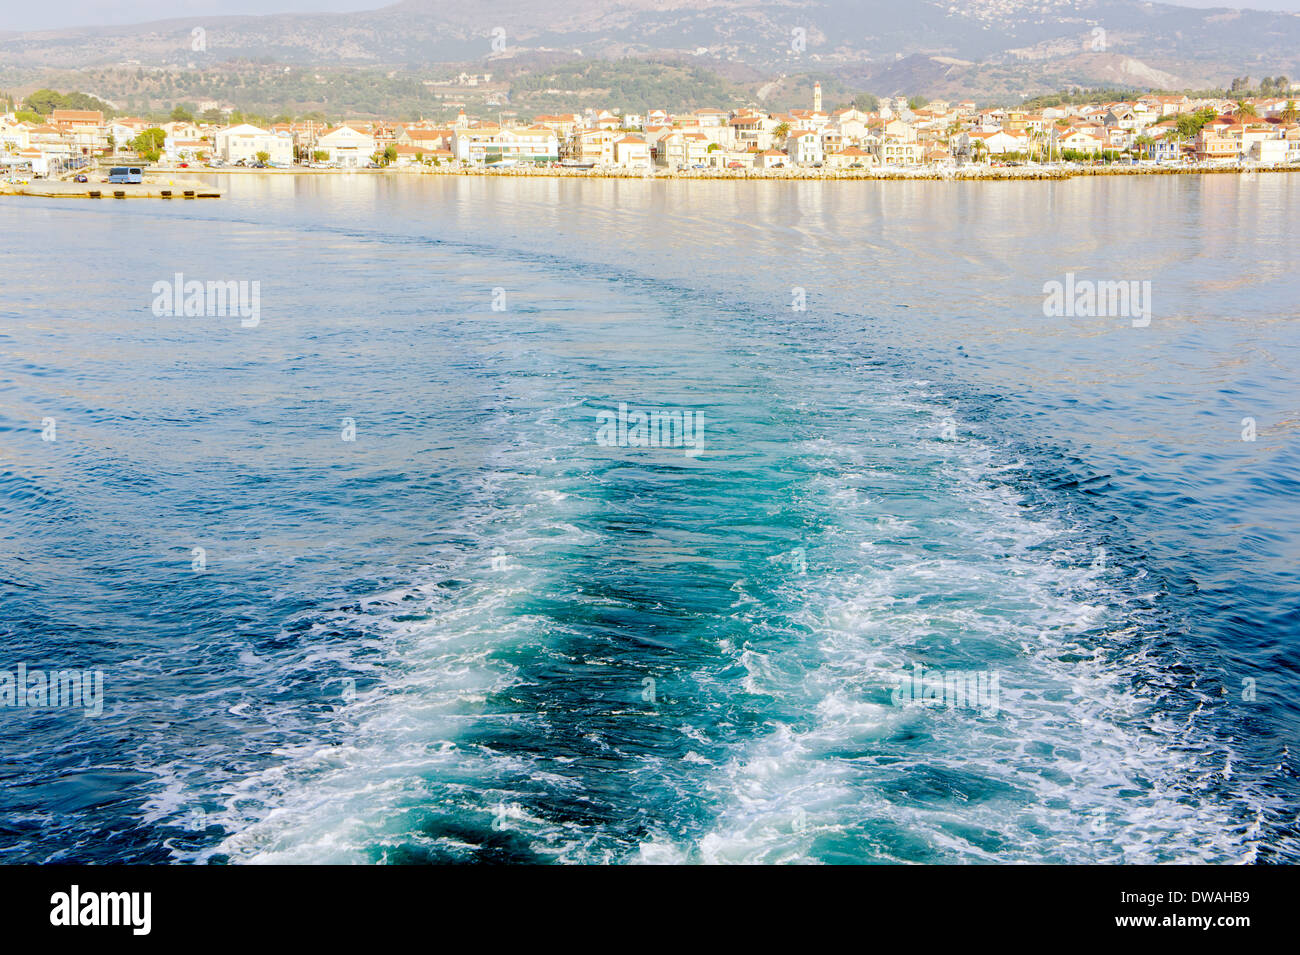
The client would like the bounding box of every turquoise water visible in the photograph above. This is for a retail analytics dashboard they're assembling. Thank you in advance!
[0,173,1296,863]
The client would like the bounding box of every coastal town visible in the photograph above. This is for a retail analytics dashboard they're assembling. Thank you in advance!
[3,82,1299,183]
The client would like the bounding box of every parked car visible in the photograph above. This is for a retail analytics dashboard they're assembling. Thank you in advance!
[727,161,744,168]
[178,162,189,168]
[74,174,89,183]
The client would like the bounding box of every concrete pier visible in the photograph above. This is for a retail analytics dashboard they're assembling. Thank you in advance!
[0,178,223,199]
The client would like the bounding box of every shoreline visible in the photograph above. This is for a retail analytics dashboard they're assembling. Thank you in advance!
[3,163,1293,198]
[172,162,1297,183]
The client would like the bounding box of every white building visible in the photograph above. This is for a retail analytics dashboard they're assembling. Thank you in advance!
[214,124,293,165]
[614,135,652,169]
[316,125,377,168]
[452,126,558,165]
[786,129,824,165]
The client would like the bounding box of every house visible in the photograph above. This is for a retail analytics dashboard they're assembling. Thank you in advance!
[49,109,106,153]
[164,138,210,162]
[215,123,294,164]
[1142,123,1185,161]
[1194,127,1239,161]
[15,147,47,176]
[1102,107,1145,132]
[1057,127,1104,155]
[613,135,652,169]
[108,120,149,153]
[727,113,773,152]
[657,130,711,168]
[1284,125,1300,162]
[1248,138,1287,164]
[692,108,729,128]
[826,145,874,168]
[452,125,558,164]
[317,124,377,167]
[1139,94,1191,117]
[397,127,451,151]
[786,129,823,165]
[500,127,559,163]
[532,114,581,138]
[832,108,872,144]
[757,149,786,169]
[388,144,424,166]
[1239,124,1280,155]
[0,119,31,152]
[162,121,202,141]
[958,129,1025,157]
[571,128,616,165]
[877,136,922,165]
[883,118,918,142]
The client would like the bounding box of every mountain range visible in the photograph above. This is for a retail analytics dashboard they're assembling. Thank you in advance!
[2,0,1297,102]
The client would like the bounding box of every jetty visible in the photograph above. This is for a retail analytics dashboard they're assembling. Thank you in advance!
[0,177,223,199]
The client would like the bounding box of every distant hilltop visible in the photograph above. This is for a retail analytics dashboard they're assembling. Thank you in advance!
[1,0,1298,101]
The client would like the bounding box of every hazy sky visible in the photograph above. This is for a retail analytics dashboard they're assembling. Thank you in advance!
[3,0,1299,33]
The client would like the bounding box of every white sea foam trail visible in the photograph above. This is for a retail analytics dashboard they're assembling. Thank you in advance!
[641,380,1266,864]
[193,393,607,863]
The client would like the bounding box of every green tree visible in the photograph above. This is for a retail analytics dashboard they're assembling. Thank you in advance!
[22,89,112,116]
[129,127,166,162]
[255,150,270,164]
[1174,107,1217,139]
[24,89,65,115]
